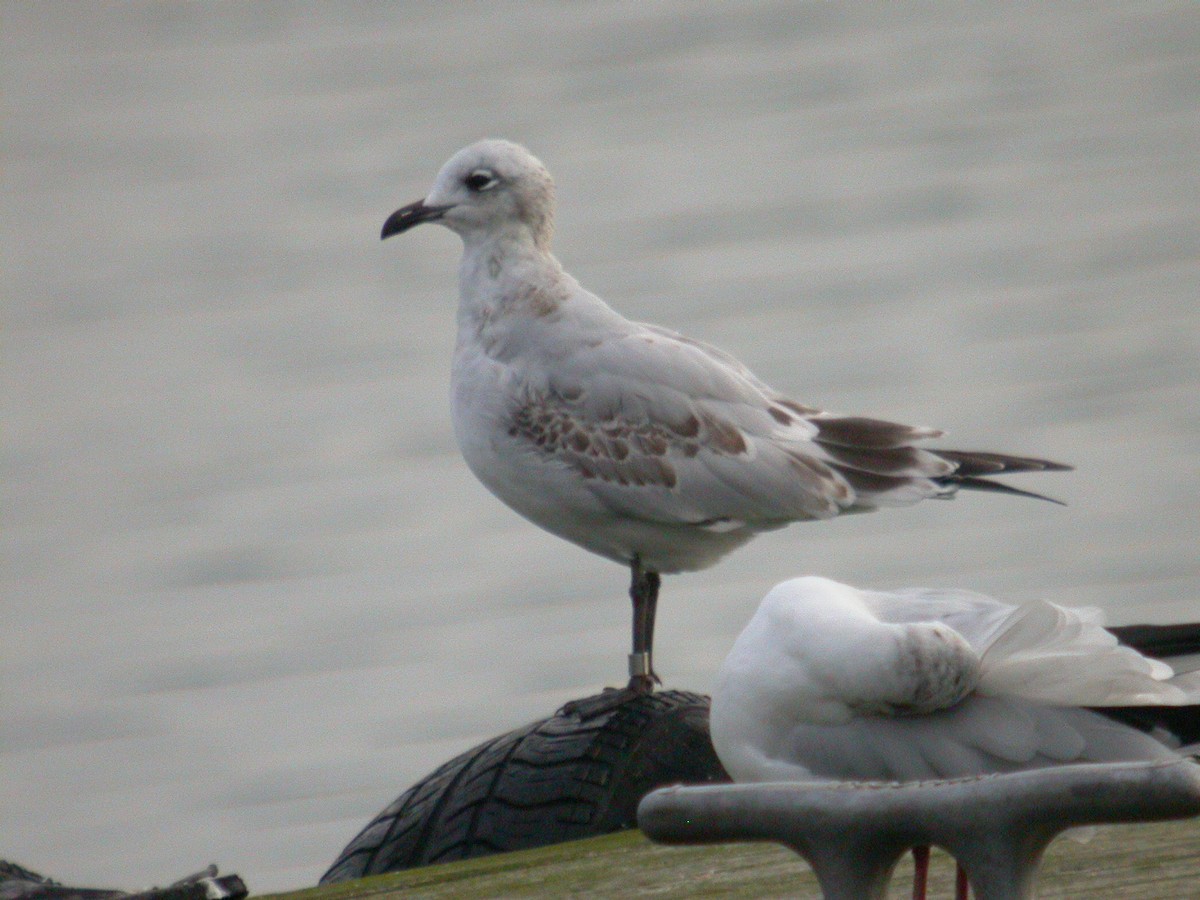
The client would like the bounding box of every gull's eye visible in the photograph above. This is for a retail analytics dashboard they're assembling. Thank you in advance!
[464,170,498,192]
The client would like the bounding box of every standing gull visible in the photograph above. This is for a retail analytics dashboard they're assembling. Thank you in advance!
[709,576,1200,898]
[381,140,1069,711]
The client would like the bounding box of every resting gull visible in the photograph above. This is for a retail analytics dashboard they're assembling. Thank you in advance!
[709,575,1200,897]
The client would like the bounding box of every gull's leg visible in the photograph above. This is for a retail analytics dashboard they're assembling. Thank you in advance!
[559,557,662,719]
[911,845,930,900]
[955,862,970,900]
[627,556,662,694]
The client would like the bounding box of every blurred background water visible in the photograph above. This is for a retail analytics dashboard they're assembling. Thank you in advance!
[3,1,1197,892]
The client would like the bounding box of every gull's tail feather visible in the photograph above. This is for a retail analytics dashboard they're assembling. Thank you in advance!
[807,416,1072,509]
[931,449,1073,505]
[933,449,1074,476]
[939,476,1067,505]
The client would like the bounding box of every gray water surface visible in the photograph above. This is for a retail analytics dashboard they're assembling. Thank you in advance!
[3,2,1198,892]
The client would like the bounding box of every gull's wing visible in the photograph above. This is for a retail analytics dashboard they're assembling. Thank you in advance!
[774,697,1181,782]
[975,599,1193,706]
[863,587,1195,706]
[508,320,953,528]
[771,589,1198,780]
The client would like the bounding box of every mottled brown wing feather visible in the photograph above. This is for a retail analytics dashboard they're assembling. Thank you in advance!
[509,393,761,489]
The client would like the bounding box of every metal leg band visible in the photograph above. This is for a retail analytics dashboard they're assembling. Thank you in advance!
[628,652,653,678]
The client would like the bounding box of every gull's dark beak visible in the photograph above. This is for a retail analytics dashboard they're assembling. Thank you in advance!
[381,199,451,239]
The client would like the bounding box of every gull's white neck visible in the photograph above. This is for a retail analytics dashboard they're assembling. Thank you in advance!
[459,225,557,288]
[452,227,576,354]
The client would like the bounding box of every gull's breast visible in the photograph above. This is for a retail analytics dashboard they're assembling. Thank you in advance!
[448,343,759,572]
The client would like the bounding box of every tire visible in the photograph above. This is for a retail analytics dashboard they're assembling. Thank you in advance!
[320,689,728,883]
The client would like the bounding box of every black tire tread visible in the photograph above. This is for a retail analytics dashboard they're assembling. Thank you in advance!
[320,689,727,883]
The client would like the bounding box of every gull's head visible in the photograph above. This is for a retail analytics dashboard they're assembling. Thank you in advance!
[382,139,556,250]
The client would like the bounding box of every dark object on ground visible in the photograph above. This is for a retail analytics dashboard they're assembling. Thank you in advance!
[0,863,246,900]
[320,688,727,883]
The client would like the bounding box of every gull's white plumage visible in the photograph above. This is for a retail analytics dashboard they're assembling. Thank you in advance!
[381,140,1070,700]
[710,576,1198,784]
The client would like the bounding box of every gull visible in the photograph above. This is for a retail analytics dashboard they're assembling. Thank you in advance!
[709,575,1200,898]
[381,139,1070,712]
